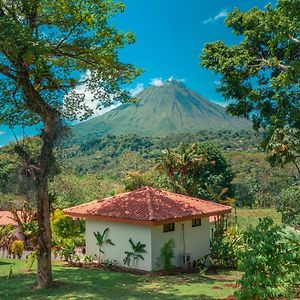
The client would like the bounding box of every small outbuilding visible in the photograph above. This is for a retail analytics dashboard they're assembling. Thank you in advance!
[64,186,231,271]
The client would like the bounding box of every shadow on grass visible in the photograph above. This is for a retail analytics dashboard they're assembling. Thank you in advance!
[0,261,13,266]
[0,265,236,300]
[0,268,192,300]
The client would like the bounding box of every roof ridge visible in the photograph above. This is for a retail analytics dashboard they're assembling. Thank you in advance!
[146,188,155,220]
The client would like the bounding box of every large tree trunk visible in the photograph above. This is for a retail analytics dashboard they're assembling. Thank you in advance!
[36,180,53,288]
[35,120,56,288]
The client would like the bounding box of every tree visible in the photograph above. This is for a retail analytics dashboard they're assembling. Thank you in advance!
[201,0,300,138]
[0,0,140,287]
[276,184,300,227]
[157,143,234,200]
[264,127,300,173]
[93,228,115,261]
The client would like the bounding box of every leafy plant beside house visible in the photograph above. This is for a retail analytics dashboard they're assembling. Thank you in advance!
[94,228,115,261]
[156,239,175,272]
[123,238,147,268]
[235,218,300,300]
[209,216,243,269]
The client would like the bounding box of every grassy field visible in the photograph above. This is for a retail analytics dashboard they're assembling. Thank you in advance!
[234,208,281,229]
[0,259,241,300]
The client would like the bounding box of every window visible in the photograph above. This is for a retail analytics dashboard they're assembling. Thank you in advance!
[163,223,175,232]
[192,218,201,227]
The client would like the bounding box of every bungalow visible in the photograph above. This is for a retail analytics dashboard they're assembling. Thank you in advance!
[0,211,18,228]
[64,186,231,271]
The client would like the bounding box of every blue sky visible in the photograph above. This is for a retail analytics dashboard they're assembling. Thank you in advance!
[0,0,275,146]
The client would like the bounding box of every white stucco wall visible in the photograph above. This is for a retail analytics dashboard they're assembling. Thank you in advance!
[85,220,152,271]
[85,217,211,271]
[151,217,211,270]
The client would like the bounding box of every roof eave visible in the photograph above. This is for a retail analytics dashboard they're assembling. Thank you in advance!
[64,208,231,227]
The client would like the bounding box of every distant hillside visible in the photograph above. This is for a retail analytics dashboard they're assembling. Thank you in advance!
[70,80,250,143]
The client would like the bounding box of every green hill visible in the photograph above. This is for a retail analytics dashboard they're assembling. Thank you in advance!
[71,80,250,142]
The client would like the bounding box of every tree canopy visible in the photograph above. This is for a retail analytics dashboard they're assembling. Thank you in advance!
[201,0,300,134]
[0,0,141,288]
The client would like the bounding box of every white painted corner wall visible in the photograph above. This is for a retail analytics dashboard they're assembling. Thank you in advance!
[85,217,211,271]
[85,220,152,271]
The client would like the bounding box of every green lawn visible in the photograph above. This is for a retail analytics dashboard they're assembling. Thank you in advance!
[234,208,281,229]
[0,259,241,300]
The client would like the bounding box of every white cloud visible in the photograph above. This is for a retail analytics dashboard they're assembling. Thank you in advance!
[150,77,164,87]
[212,100,226,107]
[129,83,144,96]
[67,71,121,119]
[0,130,5,135]
[202,9,228,24]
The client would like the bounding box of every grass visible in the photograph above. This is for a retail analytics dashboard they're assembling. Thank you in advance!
[0,259,241,300]
[234,208,281,229]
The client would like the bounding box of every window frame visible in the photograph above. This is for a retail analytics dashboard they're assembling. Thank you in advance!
[192,218,201,227]
[163,223,175,232]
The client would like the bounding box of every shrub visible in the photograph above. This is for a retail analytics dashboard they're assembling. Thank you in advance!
[56,238,76,262]
[157,239,175,271]
[11,240,24,259]
[210,217,243,269]
[276,184,300,227]
[235,218,300,300]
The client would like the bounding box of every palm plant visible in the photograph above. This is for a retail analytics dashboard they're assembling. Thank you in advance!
[93,228,115,261]
[123,238,147,268]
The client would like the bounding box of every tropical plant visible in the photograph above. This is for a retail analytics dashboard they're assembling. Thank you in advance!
[157,142,234,199]
[209,216,243,269]
[0,0,140,287]
[58,238,76,262]
[235,218,300,300]
[123,238,147,268]
[83,255,93,264]
[156,239,175,272]
[93,228,115,261]
[11,240,24,259]
[201,1,300,143]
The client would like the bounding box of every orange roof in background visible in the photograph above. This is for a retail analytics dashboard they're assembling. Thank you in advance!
[64,186,231,226]
[0,211,18,226]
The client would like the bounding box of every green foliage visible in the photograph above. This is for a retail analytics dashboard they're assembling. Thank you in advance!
[201,1,300,137]
[26,250,37,271]
[210,217,243,269]
[276,184,300,227]
[156,239,175,272]
[123,238,146,267]
[49,172,122,208]
[51,209,84,239]
[264,128,300,172]
[57,238,76,262]
[94,228,115,260]
[158,142,234,200]
[11,240,24,259]
[235,218,300,300]
[83,255,93,264]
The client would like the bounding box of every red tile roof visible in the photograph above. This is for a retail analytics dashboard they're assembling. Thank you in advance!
[64,187,231,226]
[0,211,18,226]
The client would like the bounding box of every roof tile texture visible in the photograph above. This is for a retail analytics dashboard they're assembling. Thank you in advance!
[0,211,18,226]
[64,187,231,225]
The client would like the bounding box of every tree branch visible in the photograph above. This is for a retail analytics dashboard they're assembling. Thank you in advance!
[0,64,17,80]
